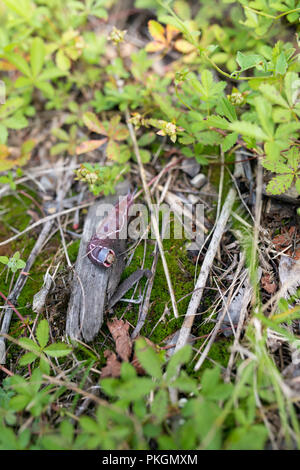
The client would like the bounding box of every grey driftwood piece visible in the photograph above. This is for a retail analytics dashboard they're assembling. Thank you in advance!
[66,183,129,342]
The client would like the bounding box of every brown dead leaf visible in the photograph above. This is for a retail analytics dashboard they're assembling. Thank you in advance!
[101,350,121,378]
[76,138,107,155]
[107,317,132,362]
[261,273,277,294]
[272,226,300,259]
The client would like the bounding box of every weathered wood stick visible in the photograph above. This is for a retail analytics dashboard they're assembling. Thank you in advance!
[66,184,129,342]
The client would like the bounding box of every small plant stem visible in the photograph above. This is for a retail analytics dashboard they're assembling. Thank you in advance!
[244,5,300,20]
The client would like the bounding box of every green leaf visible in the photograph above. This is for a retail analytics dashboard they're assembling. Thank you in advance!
[14,77,32,88]
[286,147,300,172]
[259,84,289,108]
[222,132,238,152]
[236,51,263,72]
[0,98,24,119]
[275,51,287,75]
[92,8,108,19]
[83,112,106,135]
[172,370,198,394]
[56,49,71,71]
[4,53,31,77]
[217,97,237,122]
[9,395,29,412]
[16,260,26,270]
[39,356,50,375]
[275,122,300,140]
[284,72,299,107]
[266,174,294,195]
[50,142,69,156]
[5,113,28,130]
[0,125,8,144]
[226,425,268,450]
[43,342,72,357]
[272,108,292,123]
[254,97,274,138]
[151,389,168,423]
[38,68,67,81]
[121,362,137,381]
[0,256,9,264]
[106,140,120,160]
[201,366,221,395]
[2,0,32,19]
[52,128,69,141]
[35,81,54,98]
[261,158,289,173]
[264,141,282,162]
[18,338,41,354]
[138,132,156,147]
[117,378,155,400]
[191,70,226,102]
[139,149,151,163]
[36,320,49,349]
[166,345,192,382]
[229,121,268,142]
[135,338,162,380]
[205,115,230,130]
[19,352,37,366]
[30,37,45,77]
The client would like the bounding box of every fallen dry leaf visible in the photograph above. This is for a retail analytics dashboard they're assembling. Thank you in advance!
[272,226,297,257]
[101,350,121,378]
[107,317,132,362]
[261,273,277,294]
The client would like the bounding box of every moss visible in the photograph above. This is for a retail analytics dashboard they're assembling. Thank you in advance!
[113,234,194,343]
[67,239,80,263]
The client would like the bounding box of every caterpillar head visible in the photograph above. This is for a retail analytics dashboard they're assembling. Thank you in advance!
[87,242,116,268]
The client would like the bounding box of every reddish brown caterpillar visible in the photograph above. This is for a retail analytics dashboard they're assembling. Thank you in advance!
[87,192,134,268]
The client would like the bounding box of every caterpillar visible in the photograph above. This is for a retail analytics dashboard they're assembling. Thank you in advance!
[86,192,134,268]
